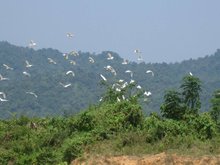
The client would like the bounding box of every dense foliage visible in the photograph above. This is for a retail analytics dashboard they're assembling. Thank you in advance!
[1,74,220,164]
[1,41,220,118]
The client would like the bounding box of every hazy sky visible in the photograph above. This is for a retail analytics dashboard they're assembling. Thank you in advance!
[1,1,220,63]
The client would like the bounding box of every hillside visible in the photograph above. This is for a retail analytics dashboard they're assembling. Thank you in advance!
[0,41,220,118]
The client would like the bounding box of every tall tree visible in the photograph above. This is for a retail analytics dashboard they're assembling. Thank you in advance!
[210,89,220,122]
[160,89,185,120]
[180,75,202,114]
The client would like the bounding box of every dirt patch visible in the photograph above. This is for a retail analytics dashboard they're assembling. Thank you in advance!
[71,152,220,165]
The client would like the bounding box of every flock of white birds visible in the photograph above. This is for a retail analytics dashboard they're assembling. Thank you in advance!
[0,32,154,105]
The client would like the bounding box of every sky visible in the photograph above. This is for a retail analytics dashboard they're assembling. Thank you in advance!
[1,1,220,63]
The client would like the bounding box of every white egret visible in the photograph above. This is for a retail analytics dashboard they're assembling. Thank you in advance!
[121,82,128,89]
[23,71,31,77]
[125,70,133,78]
[146,70,154,77]
[134,49,141,54]
[66,32,73,38]
[118,79,124,83]
[0,92,6,99]
[26,91,38,98]
[88,57,95,63]
[66,70,75,77]
[189,72,193,76]
[144,91,152,97]
[0,74,9,81]
[3,64,13,70]
[59,82,72,88]
[99,97,103,102]
[104,65,116,76]
[47,58,57,64]
[122,59,128,65]
[69,60,76,65]
[117,97,121,102]
[100,74,107,81]
[136,85,142,89]
[115,88,121,92]
[28,40,37,48]
[137,55,143,61]
[107,53,114,60]
[130,79,135,84]
[122,95,125,100]
[63,53,69,60]
[0,98,8,102]
[25,60,33,68]
[69,51,79,56]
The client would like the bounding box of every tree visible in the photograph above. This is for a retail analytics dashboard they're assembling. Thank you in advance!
[160,89,185,120]
[210,89,220,122]
[180,75,202,114]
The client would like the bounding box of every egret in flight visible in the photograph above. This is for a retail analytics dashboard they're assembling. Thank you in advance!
[3,64,13,70]
[26,91,38,98]
[144,91,152,97]
[146,70,154,77]
[59,82,72,88]
[89,57,95,63]
[28,40,37,48]
[100,74,107,81]
[69,60,76,65]
[66,32,73,38]
[136,85,142,89]
[107,53,114,60]
[0,74,9,81]
[63,53,69,60]
[66,70,75,77]
[69,51,79,56]
[122,59,128,65]
[23,71,31,77]
[0,98,8,102]
[0,92,6,99]
[48,58,57,64]
[125,70,133,78]
[25,60,33,68]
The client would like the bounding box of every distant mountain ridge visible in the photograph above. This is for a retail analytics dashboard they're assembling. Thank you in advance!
[0,41,220,118]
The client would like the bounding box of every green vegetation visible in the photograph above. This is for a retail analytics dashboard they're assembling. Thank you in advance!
[1,75,220,164]
[1,41,220,118]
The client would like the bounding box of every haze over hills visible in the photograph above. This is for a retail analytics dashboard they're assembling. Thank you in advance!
[0,41,220,118]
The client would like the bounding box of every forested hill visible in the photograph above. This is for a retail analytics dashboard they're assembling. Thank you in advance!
[0,41,220,118]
